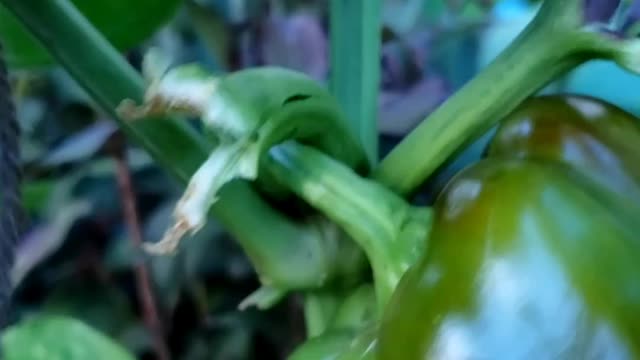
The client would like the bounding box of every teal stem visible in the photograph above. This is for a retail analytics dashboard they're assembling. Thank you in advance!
[330,0,382,165]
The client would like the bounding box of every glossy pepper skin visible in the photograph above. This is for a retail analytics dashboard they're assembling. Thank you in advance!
[489,95,640,202]
[378,159,640,359]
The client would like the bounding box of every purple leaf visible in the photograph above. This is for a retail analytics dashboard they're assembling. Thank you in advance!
[261,12,328,81]
[382,30,433,89]
[12,201,91,286]
[41,121,117,166]
[379,77,450,135]
[584,0,621,23]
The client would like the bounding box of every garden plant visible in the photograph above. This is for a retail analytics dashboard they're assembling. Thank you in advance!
[2,0,640,358]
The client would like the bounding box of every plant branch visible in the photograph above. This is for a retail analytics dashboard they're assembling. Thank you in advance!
[266,143,431,310]
[110,135,170,360]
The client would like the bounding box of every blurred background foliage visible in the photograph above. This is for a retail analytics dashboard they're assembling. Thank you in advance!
[1,0,640,359]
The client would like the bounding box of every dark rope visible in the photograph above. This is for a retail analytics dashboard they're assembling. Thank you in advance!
[0,41,21,328]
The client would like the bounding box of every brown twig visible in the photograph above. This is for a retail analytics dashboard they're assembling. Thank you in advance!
[110,134,171,360]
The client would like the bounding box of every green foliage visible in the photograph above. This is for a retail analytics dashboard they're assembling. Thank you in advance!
[0,0,181,68]
[2,315,136,360]
[4,0,640,359]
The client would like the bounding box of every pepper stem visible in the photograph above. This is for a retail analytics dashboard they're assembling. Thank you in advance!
[373,0,640,195]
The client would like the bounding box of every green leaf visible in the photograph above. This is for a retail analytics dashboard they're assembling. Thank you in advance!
[330,0,381,165]
[2,315,136,360]
[21,180,56,214]
[42,282,135,338]
[0,0,182,69]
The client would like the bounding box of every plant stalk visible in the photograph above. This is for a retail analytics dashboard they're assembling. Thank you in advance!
[267,143,431,310]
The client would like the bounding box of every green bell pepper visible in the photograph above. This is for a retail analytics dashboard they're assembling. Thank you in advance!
[489,94,640,202]
[378,96,640,358]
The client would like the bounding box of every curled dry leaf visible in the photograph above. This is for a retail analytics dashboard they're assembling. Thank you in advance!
[142,141,259,254]
[117,53,262,255]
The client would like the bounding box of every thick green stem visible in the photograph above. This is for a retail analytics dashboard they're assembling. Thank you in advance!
[372,0,625,195]
[330,0,381,165]
[266,142,432,310]
[1,0,332,289]
[304,292,340,338]
[302,285,376,339]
